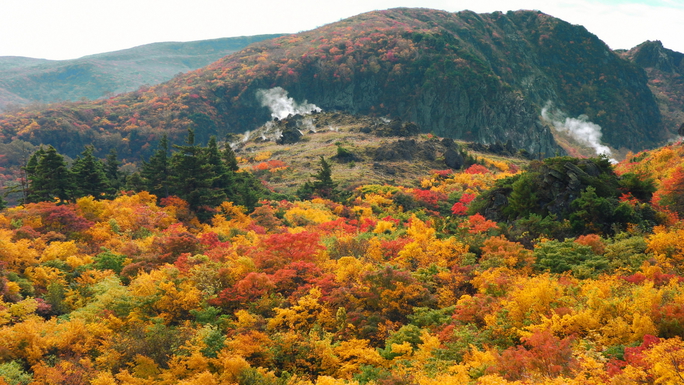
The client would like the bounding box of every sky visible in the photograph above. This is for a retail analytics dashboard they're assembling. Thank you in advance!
[1,0,683,60]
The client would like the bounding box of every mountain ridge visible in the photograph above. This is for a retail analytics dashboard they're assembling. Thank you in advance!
[0,34,284,112]
[0,8,674,169]
[620,40,684,136]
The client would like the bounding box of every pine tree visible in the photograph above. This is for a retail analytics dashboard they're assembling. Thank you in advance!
[201,136,229,206]
[18,144,34,204]
[125,172,146,193]
[27,146,75,203]
[24,147,43,178]
[212,136,265,211]
[297,156,345,202]
[169,129,221,217]
[223,143,239,172]
[140,135,171,198]
[72,146,110,199]
[23,147,44,203]
[228,172,266,211]
[205,137,231,192]
[105,148,122,195]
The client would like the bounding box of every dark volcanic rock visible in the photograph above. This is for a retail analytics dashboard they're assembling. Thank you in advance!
[444,148,465,169]
[373,138,444,163]
[374,139,418,161]
[276,126,302,145]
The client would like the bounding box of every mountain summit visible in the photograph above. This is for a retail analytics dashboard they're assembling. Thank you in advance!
[621,40,684,136]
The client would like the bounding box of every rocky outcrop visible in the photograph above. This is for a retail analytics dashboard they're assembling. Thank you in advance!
[622,41,684,136]
[624,41,684,74]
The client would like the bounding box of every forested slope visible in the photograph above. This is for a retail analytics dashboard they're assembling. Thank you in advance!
[1,136,684,383]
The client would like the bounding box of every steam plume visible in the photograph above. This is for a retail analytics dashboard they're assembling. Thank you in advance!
[256,87,321,120]
[541,102,615,162]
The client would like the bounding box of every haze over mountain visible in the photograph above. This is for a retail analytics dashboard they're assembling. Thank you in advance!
[0,34,283,112]
[0,8,680,169]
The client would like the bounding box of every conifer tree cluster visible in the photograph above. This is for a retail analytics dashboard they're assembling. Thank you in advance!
[24,145,120,203]
[23,130,264,219]
[132,130,263,219]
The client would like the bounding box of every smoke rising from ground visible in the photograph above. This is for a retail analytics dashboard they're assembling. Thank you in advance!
[541,102,615,162]
[256,87,321,120]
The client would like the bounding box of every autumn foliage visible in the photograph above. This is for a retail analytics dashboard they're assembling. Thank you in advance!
[1,151,684,385]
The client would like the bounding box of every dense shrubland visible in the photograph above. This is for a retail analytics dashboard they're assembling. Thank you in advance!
[2,140,684,384]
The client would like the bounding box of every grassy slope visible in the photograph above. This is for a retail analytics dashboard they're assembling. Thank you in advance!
[234,112,527,195]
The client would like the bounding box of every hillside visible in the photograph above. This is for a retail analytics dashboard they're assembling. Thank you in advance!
[621,40,684,136]
[0,8,669,171]
[231,111,525,195]
[1,129,684,384]
[0,34,283,112]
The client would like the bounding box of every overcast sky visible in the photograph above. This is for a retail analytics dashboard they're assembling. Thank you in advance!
[1,0,683,60]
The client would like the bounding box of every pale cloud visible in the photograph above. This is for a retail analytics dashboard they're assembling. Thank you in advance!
[0,0,681,60]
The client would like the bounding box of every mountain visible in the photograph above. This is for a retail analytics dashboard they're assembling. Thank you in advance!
[0,34,284,112]
[0,8,666,168]
[620,40,684,136]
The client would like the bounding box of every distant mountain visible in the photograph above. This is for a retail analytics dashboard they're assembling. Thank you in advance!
[620,41,684,136]
[0,35,284,111]
[0,86,29,108]
[0,8,667,167]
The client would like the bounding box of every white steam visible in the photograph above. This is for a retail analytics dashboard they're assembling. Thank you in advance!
[242,131,251,143]
[256,87,321,120]
[301,117,316,132]
[541,102,615,162]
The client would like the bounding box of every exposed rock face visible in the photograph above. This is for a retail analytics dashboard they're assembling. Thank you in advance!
[275,126,302,145]
[622,41,684,136]
[625,41,684,74]
[444,148,465,169]
[207,9,663,155]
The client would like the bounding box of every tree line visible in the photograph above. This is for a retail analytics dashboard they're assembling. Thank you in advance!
[19,129,265,219]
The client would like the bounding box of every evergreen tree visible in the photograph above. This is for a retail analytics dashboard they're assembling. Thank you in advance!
[140,135,171,198]
[212,136,265,211]
[297,156,345,202]
[201,136,229,207]
[105,148,123,195]
[222,143,239,172]
[134,132,265,216]
[23,147,44,203]
[231,172,264,211]
[205,137,231,192]
[169,129,221,218]
[24,147,43,177]
[217,139,266,210]
[27,146,75,203]
[125,172,146,193]
[72,146,110,199]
